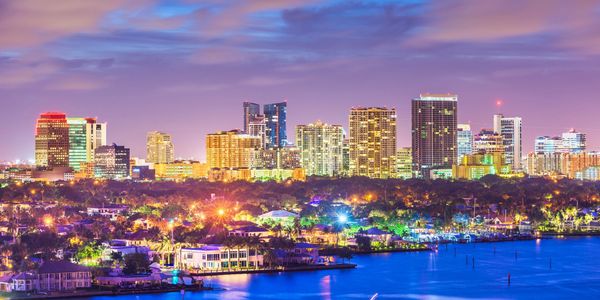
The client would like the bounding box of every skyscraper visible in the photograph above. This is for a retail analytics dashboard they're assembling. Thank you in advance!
[296,121,344,176]
[146,131,175,164]
[66,117,107,171]
[243,102,260,133]
[412,93,458,178]
[247,115,267,149]
[561,129,586,153]
[264,102,287,148]
[474,129,504,155]
[67,118,87,171]
[94,144,130,179]
[206,130,262,169]
[493,114,522,170]
[35,112,70,168]
[457,124,473,162]
[397,147,413,179]
[349,107,397,178]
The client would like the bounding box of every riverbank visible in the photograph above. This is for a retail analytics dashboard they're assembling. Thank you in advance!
[5,285,211,300]
[191,263,357,276]
[541,231,600,237]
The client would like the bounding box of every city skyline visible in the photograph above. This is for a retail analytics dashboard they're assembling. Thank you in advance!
[3,1,600,161]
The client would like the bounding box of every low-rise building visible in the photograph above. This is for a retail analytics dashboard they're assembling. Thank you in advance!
[176,245,263,271]
[87,204,129,220]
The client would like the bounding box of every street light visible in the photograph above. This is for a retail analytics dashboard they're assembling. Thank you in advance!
[43,215,54,228]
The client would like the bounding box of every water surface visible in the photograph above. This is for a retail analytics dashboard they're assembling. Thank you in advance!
[80,237,600,299]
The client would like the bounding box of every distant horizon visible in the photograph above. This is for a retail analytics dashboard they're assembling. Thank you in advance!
[3,1,600,161]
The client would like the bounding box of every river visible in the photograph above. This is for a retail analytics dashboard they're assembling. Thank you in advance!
[78,236,600,299]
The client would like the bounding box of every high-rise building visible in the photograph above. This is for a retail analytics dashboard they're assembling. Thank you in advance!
[206,130,262,169]
[247,115,267,149]
[35,112,70,168]
[457,124,473,162]
[66,117,106,171]
[535,136,563,154]
[264,102,287,148]
[561,129,586,153]
[493,114,522,170]
[349,107,397,178]
[146,131,175,164]
[296,121,344,176]
[412,93,458,178]
[67,118,87,171]
[87,119,107,161]
[94,144,130,179]
[243,102,261,134]
[474,129,504,155]
[396,147,413,179]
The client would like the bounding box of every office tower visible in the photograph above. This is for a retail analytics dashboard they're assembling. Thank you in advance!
[35,112,70,168]
[561,129,586,153]
[67,118,87,171]
[146,131,175,164]
[493,114,522,170]
[86,119,107,160]
[535,136,564,154]
[296,121,344,176]
[474,129,504,155]
[206,130,262,169]
[349,107,397,178]
[247,115,267,149]
[94,144,130,179]
[65,117,107,171]
[264,102,287,148]
[412,93,458,178]
[243,102,261,133]
[397,147,413,179]
[457,124,473,162]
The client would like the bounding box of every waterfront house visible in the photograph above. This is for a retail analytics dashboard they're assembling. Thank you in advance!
[101,240,151,261]
[37,261,92,291]
[9,272,37,292]
[356,227,393,244]
[275,243,320,265]
[176,245,263,271]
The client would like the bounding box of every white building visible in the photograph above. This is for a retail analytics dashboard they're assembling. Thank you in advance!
[87,205,129,220]
[493,114,522,170]
[176,245,263,271]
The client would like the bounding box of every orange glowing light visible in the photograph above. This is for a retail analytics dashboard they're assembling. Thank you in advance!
[218,209,225,216]
[43,215,54,227]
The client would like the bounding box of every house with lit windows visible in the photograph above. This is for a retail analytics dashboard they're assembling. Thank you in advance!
[176,245,263,271]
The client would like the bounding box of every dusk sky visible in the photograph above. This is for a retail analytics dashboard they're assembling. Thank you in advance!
[2,0,600,162]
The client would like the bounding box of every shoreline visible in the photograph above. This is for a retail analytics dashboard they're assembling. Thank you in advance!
[6,286,212,300]
[192,263,357,276]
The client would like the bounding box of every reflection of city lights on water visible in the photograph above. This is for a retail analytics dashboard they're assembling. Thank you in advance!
[320,275,331,300]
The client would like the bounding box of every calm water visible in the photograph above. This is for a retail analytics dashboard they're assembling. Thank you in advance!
[81,237,600,299]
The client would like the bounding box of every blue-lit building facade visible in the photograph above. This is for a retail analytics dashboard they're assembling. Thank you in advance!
[264,102,287,148]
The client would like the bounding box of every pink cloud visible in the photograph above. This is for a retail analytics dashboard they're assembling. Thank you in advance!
[410,0,598,45]
[0,0,151,49]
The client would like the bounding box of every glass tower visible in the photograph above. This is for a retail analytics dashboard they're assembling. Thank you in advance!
[264,102,287,148]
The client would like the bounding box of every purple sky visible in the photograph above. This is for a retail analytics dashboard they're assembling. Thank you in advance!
[2,0,600,162]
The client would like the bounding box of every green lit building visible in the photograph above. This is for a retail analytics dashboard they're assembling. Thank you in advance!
[67,118,87,171]
[453,152,512,180]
